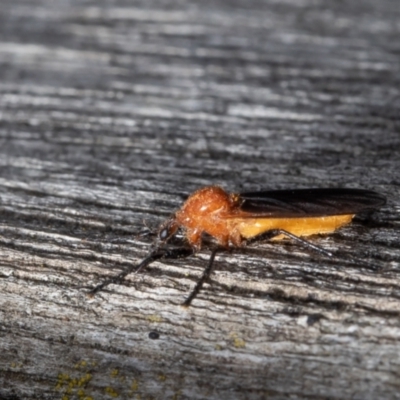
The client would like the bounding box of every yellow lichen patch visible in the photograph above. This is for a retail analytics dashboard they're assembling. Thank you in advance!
[77,389,86,398]
[58,373,71,381]
[110,369,119,378]
[74,359,97,370]
[75,360,88,369]
[128,379,141,398]
[172,390,181,400]
[55,369,92,399]
[68,378,78,389]
[146,314,162,323]
[10,361,24,369]
[158,374,167,382]
[57,362,151,399]
[230,333,246,348]
[105,386,119,397]
[56,373,71,390]
[131,379,139,391]
[78,374,92,387]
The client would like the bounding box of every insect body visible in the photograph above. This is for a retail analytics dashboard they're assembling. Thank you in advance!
[160,186,385,248]
[91,186,386,305]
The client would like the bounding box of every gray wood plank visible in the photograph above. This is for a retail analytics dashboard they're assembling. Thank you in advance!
[0,0,399,399]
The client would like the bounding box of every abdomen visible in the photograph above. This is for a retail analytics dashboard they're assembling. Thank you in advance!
[234,214,354,240]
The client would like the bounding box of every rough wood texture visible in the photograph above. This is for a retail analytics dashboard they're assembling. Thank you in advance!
[0,0,399,399]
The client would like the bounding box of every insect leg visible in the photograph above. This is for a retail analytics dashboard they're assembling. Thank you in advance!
[89,250,164,295]
[256,229,383,272]
[182,248,219,307]
[252,229,333,257]
[89,247,194,296]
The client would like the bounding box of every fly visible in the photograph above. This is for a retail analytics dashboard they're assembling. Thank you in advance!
[90,186,386,306]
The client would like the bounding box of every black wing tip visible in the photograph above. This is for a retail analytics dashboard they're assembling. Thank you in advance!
[239,188,386,217]
[341,189,386,208]
[241,187,386,202]
[366,191,386,207]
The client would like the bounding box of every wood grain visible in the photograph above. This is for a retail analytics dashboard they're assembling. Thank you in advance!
[0,0,399,399]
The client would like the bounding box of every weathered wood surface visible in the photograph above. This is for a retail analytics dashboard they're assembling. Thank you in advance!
[0,0,400,399]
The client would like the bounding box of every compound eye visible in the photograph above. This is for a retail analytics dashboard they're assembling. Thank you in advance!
[159,227,170,241]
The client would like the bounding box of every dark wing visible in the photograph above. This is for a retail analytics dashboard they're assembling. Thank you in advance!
[238,188,386,218]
